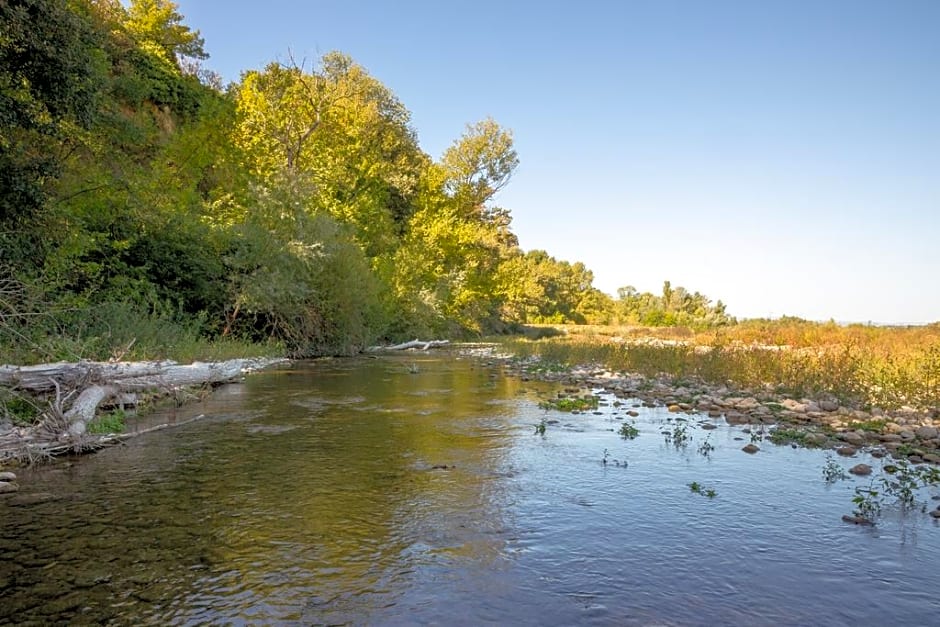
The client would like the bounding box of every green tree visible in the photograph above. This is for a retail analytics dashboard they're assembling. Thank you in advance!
[124,0,206,68]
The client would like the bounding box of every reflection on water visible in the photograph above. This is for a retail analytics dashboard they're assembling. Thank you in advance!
[1,355,939,625]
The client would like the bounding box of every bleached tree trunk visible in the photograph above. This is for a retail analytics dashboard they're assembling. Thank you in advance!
[0,358,287,443]
[367,339,450,351]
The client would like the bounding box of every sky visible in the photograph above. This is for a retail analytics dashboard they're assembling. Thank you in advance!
[172,0,939,324]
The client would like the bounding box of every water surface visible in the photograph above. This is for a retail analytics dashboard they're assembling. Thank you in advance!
[2,355,939,625]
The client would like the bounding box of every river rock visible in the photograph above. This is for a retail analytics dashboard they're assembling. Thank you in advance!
[836,446,857,457]
[930,510,940,519]
[841,432,866,446]
[805,433,829,447]
[726,412,749,425]
[0,481,18,494]
[915,426,939,440]
[742,443,760,454]
[701,423,718,430]
[879,434,902,442]
[842,515,874,525]
[0,471,16,482]
[781,399,808,413]
[923,453,940,464]
[849,463,873,476]
[667,404,681,413]
[908,455,925,464]
[819,400,839,412]
[900,430,916,440]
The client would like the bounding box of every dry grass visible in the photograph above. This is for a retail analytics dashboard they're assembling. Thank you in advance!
[506,321,940,411]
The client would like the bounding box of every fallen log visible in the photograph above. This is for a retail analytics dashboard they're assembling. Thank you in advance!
[367,339,450,351]
[0,357,289,460]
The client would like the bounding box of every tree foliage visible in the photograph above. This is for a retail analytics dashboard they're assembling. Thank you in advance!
[0,1,735,363]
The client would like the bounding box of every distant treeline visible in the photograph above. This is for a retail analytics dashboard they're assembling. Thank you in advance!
[0,0,731,362]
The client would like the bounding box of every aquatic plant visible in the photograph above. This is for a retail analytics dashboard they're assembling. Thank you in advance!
[688,481,717,498]
[822,455,849,483]
[849,461,940,524]
[534,418,547,436]
[539,395,599,412]
[618,421,639,440]
[664,423,689,447]
[697,435,715,457]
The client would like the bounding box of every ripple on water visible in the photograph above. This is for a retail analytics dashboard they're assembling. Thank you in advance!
[1,356,939,625]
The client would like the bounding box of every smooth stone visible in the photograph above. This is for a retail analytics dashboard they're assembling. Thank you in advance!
[725,412,749,425]
[0,482,18,494]
[923,453,940,464]
[879,434,902,442]
[836,446,858,457]
[667,404,681,413]
[849,463,873,476]
[707,410,722,418]
[930,510,940,519]
[701,423,718,430]
[819,400,839,412]
[742,443,760,454]
[841,432,865,446]
[915,426,939,440]
[0,471,16,482]
[805,433,829,447]
[870,449,887,459]
[908,455,925,464]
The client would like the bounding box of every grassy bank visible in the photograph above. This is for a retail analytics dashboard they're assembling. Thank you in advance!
[503,321,940,412]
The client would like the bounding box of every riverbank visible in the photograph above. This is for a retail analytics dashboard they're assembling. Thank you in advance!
[470,343,940,465]
[0,357,288,468]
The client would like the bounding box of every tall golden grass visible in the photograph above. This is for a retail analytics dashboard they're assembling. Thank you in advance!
[504,321,940,411]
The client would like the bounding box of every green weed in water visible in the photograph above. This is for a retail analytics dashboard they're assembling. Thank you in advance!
[539,396,599,412]
[618,422,639,439]
[822,455,848,483]
[689,481,718,498]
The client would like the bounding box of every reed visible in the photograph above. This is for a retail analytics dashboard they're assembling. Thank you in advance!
[504,321,940,411]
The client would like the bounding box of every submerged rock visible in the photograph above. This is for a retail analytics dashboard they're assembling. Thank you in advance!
[836,446,857,457]
[849,464,873,476]
[842,515,874,526]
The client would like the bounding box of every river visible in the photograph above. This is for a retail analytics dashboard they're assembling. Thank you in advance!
[1,354,939,625]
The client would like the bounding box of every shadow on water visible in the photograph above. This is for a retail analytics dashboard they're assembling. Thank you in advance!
[1,354,939,625]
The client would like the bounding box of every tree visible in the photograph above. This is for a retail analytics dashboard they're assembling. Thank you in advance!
[234,53,426,257]
[124,0,206,68]
[0,0,104,232]
[441,118,518,214]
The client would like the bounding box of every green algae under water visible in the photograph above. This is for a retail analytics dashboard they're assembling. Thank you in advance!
[2,355,940,625]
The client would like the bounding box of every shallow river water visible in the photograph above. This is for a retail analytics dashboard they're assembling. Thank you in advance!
[2,354,940,625]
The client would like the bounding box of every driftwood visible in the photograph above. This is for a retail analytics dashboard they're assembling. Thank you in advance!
[367,339,450,352]
[0,357,288,459]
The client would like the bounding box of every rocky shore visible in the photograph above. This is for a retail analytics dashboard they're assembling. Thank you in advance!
[487,351,940,465]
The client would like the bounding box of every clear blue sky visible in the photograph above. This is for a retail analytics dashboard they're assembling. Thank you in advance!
[174,0,939,324]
